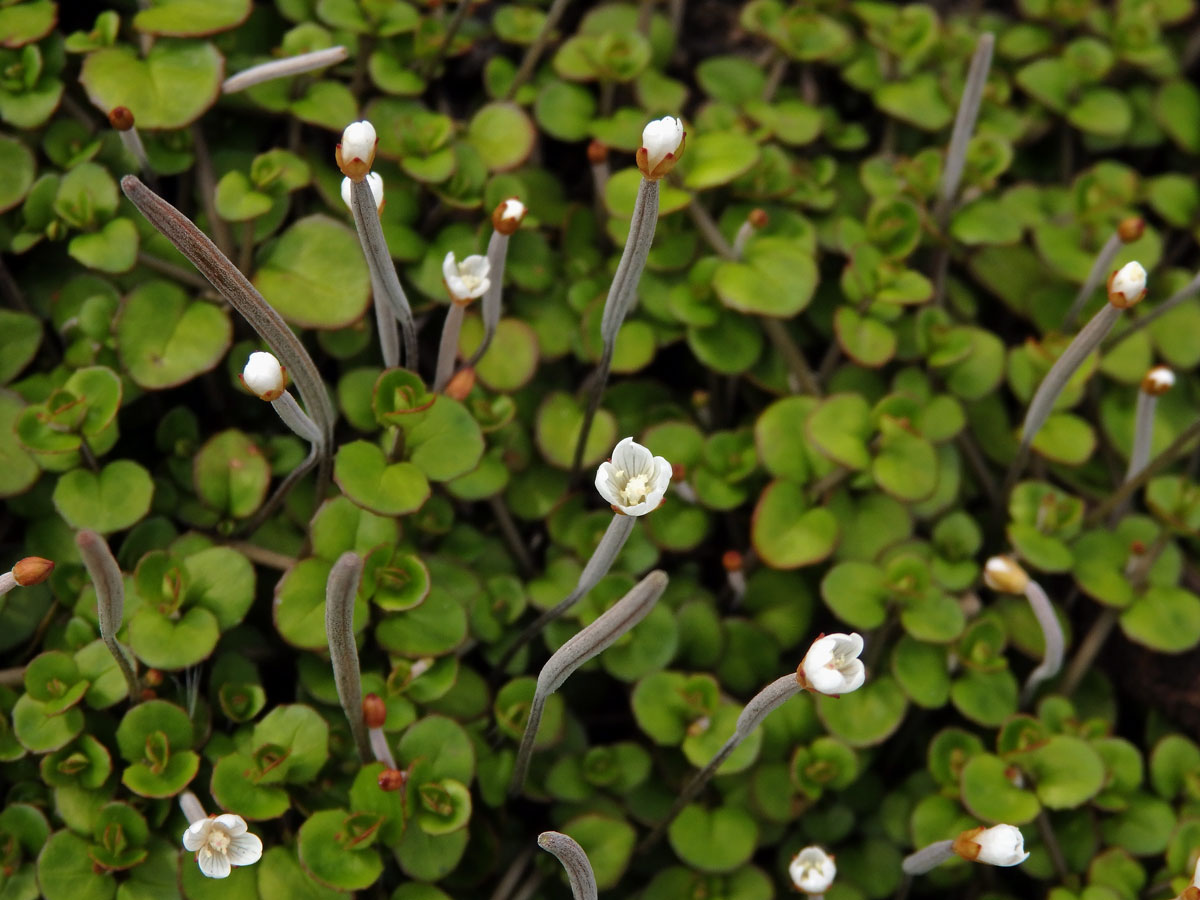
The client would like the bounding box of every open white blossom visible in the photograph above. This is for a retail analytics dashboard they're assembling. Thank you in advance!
[595,437,672,516]
[789,846,836,894]
[960,824,1029,867]
[1108,260,1147,307]
[182,814,263,879]
[341,172,383,212]
[801,632,865,695]
[242,351,285,401]
[442,251,491,302]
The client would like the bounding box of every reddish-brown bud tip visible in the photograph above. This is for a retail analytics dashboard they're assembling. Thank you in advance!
[587,140,608,165]
[377,768,407,791]
[748,208,769,229]
[363,693,387,729]
[445,367,475,401]
[108,107,134,131]
[671,462,687,481]
[12,557,54,586]
[143,669,164,687]
[1130,540,1147,555]
[1117,217,1145,243]
[722,550,743,572]
[140,688,157,701]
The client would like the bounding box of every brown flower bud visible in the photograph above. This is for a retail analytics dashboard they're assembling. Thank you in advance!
[1117,217,1145,243]
[722,550,743,572]
[445,367,475,401]
[363,693,387,729]
[748,208,769,229]
[587,140,608,165]
[12,557,54,586]
[377,768,407,791]
[143,669,164,687]
[140,688,158,701]
[1141,365,1174,396]
[108,107,135,132]
[491,197,527,236]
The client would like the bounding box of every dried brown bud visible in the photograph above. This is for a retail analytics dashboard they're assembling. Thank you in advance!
[722,550,743,573]
[12,557,54,586]
[108,107,134,131]
[587,140,608,165]
[377,768,407,791]
[1117,217,1145,243]
[445,367,475,401]
[748,208,769,229]
[363,693,387,729]
[143,669,164,687]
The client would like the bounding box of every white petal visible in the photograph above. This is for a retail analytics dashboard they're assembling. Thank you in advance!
[340,176,352,209]
[1111,261,1146,301]
[198,846,232,879]
[652,455,674,491]
[806,664,848,695]
[227,832,263,866]
[242,352,283,398]
[182,820,210,851]
[442,251,459,286]
[213,813,246,836]
[836,632,864,659]
[804,635,836,670]
[460,254,490,281]
[501,198,526,221]
[612,437,652,477]
[594,461,622,507]
[341,120,376,162]
[839,660,866,693]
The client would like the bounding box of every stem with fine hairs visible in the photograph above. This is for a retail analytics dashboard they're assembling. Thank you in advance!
[433,304,465,393]
[466,229,511,367]
[326,552,371,763]
[222,46,348,93]
[901,840,956,875]
[1063,231,1123,328]
[933,32,994,226]
[76,529,140,703]
[504,0,571,101]
[349,177,418,368]
[537,832,598,900]
[1020,579,1064,705]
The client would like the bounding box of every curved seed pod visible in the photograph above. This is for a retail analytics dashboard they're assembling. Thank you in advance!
[76,530,139,703]
[537,832,597,900]
[326,552,371,762]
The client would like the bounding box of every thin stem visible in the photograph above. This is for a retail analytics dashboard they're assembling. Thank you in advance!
[349,177,419,368]
[933,32,994,226]
[369,726,397,769]
[489,495,535,578]
[272,390,324,445]
[761,318,821,396]
[686,199,735,258]
[573,178,660,476]
[433,303,465,392]
[237,219,255,276]
[118,128,154,183]
[179,791,206,824]
[489,847,535,900]
[763,52,788,101]
[510,570,667,795]
[372,272,400,369]
[76,529,140,704]
[504,0,571,100]
[731,221,755,259]
[1125,391,1158,484]
[190,126,234,257]
[639,673,803,851]
[537,832,599,900]
[223,47,348,93]
[466,231,509,367]
[1020,579,1064,706]
[901,840,956,876]
[1035,809,1070,883]
[1063,233,1122,329]
[239,446,318,536]
[1106,271,1200,351]
[494,513,636,676]
[1059,606,1117,696]
[1087,417,1200,525]
[326,551,372,763]
[222,541,295,571]
[421,0,471,79]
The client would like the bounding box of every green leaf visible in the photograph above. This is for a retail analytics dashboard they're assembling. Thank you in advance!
[667,805,758,874]
[815,676,907,747]
[215,171,273,222]
[0,134,34,212]
[1154,80,1200,153]
[872,417,937,501]
[466,102,535,172]
[808,394,872,469]
[835,307,895,367]
[334,440,430,516]
[253,216,371,329]
[133,0,251,36]
[562,814,637,889]
[0,310,42,384]
[874,74,953,130]
[1023,735,1106,809]
[535,392,617,470]
[79,40,222,129]
[53,460,154,534]
[1120,586,1200,653]
[751,480,838,569]
[680,132,760,191]
[960,752,1040,824]
[193,429,270,519]
[298,809,383,891]
[534,80,595,142]
[68,218,138,274]
[116,280,231,389]
[36,830,116,900]
[713,237,817,318]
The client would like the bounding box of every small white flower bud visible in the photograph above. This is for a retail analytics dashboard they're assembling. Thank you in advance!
[983,555,1029,594]
[1108,261,1147,308]
[953,824,1029,867]
[242,351,285,401]
[1141,365,1174,396]
[341,173,384,213]
[337,120,377,181]
[789,846,836,894]
[492,197,526,235]
[638,116,685,179]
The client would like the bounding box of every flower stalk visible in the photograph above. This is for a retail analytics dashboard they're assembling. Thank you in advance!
[466,199,526,367]
[326,551,372,763]
[1127,366,1174,484]
[1106,268,1200,352]
[984,556,1063,704]
[363,693,397,769]
[434,251,491,392]
[1063,218,1144,328]
[222,46,348,93]
[903,825,1029,875]
[108,107,153,182]
[933,32,994,226]
[537,832,598,900]
[76,529,139,704]
[510,570,667,796]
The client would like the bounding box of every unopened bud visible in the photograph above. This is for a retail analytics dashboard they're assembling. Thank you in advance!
[1141,365,1174,396]
[140,688,157,701]
[336,120,377,182]
[492,197,527,236]
[587,140,608,165]
[983,556,1029,594]
[748,208,769,229]
[363,693,387,729]
[445,367,475,400]
[108,107,134,131]
[722,550,743,572]
[671,462,687,481]
[1107,261,1147,309]
[12,557,54,586]
[143,669,164,687]
[1117,217,1145,243]
[377,768,407,791]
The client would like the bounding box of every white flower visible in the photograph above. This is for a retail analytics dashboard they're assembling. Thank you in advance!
[1108,261,1147,308]
[442,251,491,302]
[595,437,672,516]
[801,633,865,695]
[242,351,285,401]
[963,824,1029,867]
[341,172,383,212]
[1143,365,1175,396]
[982,556,1029,594]
[182,814,263,879]
[1191,853,1200,887]
[341,120,376,165]
[642,116,684,170]
[789,846,836,894]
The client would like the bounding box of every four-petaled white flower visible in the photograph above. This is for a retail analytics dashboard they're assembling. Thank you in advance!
[789,846,836,894]
[337,120,377,180]
[182,814,263,879]
[638,116,685,179]
[442,251,491,303]
[242,351,285,401]
[955,824,1029,867]
[595,437,672,516]
[1108,260,1147,308]
[341,172,384,212]
[800,632,866,696]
